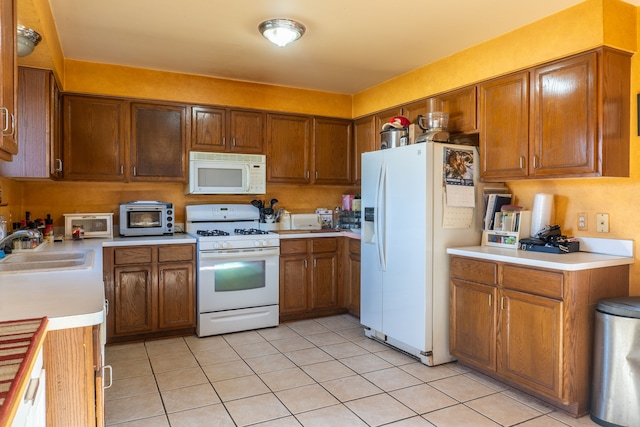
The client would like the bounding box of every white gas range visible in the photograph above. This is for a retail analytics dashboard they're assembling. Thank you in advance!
[185,204,280,337]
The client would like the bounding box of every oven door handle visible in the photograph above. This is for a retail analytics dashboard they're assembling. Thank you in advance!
[199,247,280,260]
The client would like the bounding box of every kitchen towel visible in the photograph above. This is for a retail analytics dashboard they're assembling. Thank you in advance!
[530,193,554,237]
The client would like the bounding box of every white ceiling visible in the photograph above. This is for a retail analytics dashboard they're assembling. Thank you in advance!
[47,0,639,95]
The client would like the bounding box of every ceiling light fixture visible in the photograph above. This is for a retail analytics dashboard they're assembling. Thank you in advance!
[259,19,305,47]
[17,24,42,57]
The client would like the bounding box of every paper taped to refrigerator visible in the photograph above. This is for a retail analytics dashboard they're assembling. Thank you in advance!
[443,148,475,208]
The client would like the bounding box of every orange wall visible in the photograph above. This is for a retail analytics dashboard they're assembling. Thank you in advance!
[353,0,634,117]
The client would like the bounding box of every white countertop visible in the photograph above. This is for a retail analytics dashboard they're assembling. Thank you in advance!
[0,234,197,330]
[279,230,361,239]
[447,244,634,271]
[103,234,196,247]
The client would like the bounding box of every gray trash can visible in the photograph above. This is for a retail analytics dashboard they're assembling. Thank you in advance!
[591,296,640,427]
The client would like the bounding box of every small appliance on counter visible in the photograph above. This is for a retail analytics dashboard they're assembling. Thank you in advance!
[119,201,174,236]
[64,213,114,239]
[290,213,322,230]
[380,116,410,149]
[415,112,450,144]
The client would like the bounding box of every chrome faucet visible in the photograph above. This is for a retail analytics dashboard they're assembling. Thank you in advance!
[0,229,38,249]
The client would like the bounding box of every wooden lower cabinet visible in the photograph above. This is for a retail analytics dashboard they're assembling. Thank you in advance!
[44,325,102,427]
[344,238,361,317]
[449,255,629,416]
[103,244,195,342]
[279,237,347,321]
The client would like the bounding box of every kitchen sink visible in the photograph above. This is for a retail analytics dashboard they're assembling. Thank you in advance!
[0,250,94,273]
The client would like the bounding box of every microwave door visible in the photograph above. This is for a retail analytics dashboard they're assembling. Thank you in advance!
[196,163,246,193]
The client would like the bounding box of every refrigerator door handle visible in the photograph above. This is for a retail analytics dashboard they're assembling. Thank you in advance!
[376,162,387,271]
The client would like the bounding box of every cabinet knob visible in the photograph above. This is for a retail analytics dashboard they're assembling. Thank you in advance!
[55,159,63,172]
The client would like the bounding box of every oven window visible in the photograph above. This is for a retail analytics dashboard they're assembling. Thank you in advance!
[214,260,266,291]
[128,211,162,228]
[198,167,243,188]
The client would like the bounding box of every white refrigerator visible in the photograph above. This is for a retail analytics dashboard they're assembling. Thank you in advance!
[361,141,481,366]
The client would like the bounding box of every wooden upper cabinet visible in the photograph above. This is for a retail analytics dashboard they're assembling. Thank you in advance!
[267,113,311,184]
[62,95,127,181]
[431,86,477,133]
[479,72,530,180]
[353,115,375,185]
[313,117,352,185]
[229,109,265,153]
[131,102,187,182]
[0,0,17,160]
[480,47,630,181]
[531,51,599,178]
[191,106,226,151]
[190,106,264,154]
[402,100,427,127]
[0,67,59,178]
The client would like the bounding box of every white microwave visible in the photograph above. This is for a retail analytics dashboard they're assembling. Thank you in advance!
[187,151,266,195]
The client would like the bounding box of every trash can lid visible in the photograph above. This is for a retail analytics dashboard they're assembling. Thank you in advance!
[597,296,640,318]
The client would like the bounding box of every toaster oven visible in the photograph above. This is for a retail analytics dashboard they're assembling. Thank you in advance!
[119,201,174,236]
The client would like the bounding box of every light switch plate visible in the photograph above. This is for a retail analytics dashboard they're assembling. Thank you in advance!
[596,213,609,233]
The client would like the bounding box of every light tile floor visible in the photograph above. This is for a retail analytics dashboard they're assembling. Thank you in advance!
[104,315,600,426]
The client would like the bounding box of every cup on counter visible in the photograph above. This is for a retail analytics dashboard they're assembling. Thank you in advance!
[72,225,85,240]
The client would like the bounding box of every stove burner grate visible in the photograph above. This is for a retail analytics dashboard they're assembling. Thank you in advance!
[197,229,229,236]
[234,228,268,235]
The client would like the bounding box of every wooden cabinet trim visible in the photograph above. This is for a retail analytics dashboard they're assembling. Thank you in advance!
[502,264,563,299]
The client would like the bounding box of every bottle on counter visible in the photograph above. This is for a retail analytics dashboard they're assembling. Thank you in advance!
[0,215,6,241]
[45,215,54,243]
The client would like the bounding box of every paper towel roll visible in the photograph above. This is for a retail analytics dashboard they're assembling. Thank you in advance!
[530,193,554,237]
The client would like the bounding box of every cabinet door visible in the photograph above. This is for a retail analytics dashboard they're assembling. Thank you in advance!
[191,106,227,151]
[0,0,16,159]
[498,289,563,400]
[157,262,195,330]
[0,67,53,177]
[530,52,597,177]
[353,115,375,185]
[402,100,427,126]
[279,254,309,315]
[311,251,339,309]
[267,113,311,183]
[230,109,264,153]
[434,86,477,133]
[313,117,352,185]
[346,240,361,317]
[62,95,127,181]
[44,327,96,427]
[450,278,497,371]
[131,102,186,181]
[113,265,154,335]
[479,72,529,180]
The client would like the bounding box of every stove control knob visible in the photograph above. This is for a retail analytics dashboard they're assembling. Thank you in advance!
[212,242,219,249]
[262,240,268,246]
[222,242,229,249]
[254,240,261,247]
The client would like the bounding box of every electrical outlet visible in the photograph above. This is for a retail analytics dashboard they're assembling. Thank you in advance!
[596,213,609,233]
[577,212,588,231]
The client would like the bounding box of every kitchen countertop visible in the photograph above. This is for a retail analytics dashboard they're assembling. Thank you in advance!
[278,230,361,239]
[102,234,196,247]
[0,234,197,330]
[447,238,634,271]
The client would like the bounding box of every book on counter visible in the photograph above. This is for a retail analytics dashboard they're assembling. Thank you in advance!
[483,193,512,230]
